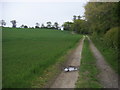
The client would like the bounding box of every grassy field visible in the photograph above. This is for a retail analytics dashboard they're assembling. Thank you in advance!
[91,36,118,74]
[2,27,81,88]
[76,38,102,88]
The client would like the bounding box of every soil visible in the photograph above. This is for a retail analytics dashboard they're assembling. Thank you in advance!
[50,36,85,88]
[87,36,119,88]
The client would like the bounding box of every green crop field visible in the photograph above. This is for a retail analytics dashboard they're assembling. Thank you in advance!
[2,27,81,88]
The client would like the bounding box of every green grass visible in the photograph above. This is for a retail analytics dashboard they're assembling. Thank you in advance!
[2,27,81,88]
[91,36,118,74]
[76,38,102,88]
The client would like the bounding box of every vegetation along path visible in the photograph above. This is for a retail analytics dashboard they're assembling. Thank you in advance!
[50,36,85,88]
[87,36,119,88]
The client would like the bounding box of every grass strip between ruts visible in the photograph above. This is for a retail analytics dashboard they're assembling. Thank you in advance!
[76,37,102,88]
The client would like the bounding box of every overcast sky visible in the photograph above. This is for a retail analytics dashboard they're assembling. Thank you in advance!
[0,0,88,27]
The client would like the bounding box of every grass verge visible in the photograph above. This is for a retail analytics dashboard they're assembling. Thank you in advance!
[31,46,76,88]
[91,36,118,74]
[75,37,102,88]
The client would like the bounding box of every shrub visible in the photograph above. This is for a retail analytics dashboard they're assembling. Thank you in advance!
[104,27,119,49]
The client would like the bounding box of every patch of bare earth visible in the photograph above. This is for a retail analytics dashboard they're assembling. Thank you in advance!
[87,36,119,88]
[50,36,85,88]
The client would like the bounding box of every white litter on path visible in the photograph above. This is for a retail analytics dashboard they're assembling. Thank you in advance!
[64,66,78,72]
[50,36,85,88]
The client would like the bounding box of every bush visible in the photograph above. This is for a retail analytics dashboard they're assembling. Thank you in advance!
[104,27,119,49]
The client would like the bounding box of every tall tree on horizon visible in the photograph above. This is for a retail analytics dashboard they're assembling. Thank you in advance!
[10,20,17,28]
[54,22,59,29]
[47,21,52,28]
[41,23,45,28]
[0,20,6,27]
[35,22,40,28]
[20,24,24,28]
[73,15,77,21]
[78,15,81,20]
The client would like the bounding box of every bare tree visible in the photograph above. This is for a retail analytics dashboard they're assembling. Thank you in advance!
[0,20,6,27]
[10,20,17,28]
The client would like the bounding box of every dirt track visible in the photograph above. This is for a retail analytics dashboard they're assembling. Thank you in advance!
[87,36,119,88]
[50,35,119,88]
[50,36,85,88]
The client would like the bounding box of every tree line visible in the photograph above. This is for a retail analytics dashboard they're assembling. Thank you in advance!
[84,2,119,35]
[62,15,89,34]
[0,20,60,30]
[62,2,119,49]
[1,2,119,42]
[84,2,119,49]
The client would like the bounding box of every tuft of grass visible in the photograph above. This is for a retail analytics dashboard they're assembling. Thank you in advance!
[76,38,102,88]
[2,27,81,88]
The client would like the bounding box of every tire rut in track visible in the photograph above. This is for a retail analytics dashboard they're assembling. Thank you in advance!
[87,36,119,88]
[50,36,85,88]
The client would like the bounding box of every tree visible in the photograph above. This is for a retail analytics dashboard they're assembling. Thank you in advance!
[41,23,45,28]
[46,22,52,28]
[47,22,52,28]
[62,22,73,31]
[72,19,85,33]
[73,15,77,21]
[78,15,81,20]
[20,24,24,28]
[10,20,17,28]
[24,25,28,28]
[54,22,59,29]
[104,27,119,49]
[84,2,119,35]
[35,23,40,28]
[0,20,6,27]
